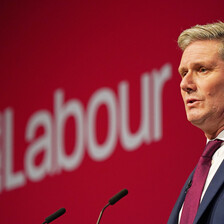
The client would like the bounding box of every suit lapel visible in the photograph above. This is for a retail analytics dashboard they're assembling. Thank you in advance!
[167,172,194,224]
[193,160,224,224]
[168,189,186,224]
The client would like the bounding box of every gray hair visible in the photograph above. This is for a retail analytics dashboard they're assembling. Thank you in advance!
[178,21,224,59]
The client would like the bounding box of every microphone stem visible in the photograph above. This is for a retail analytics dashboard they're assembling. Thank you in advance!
[96,203,110,224]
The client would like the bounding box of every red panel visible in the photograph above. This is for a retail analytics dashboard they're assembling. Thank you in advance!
[0,1,222,223]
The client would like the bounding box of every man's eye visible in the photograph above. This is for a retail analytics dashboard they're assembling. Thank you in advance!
[199,67,207,73]
[180,71,187,77]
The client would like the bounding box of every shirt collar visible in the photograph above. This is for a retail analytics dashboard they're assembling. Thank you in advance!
[206,130,224,143]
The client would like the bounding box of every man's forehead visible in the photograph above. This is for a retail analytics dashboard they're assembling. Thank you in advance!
[178,40,221,71]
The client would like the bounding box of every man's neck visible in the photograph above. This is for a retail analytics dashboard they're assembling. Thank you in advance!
[205,128,224,140]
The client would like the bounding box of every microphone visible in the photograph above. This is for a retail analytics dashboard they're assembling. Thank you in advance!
[109,189,128,205]
[96,189,128,224]
[42,208,66,224]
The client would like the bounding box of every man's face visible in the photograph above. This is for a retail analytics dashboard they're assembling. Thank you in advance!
[179,40,224,137]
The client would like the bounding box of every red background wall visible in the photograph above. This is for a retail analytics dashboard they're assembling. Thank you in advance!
[0,1,223,223]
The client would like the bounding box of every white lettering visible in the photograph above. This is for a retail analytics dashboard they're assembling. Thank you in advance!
[0,63,172,193]
[119,74,151,150]
[25,111,52,181]
[55,90,85,171]
[87,88,117,161]
[5,109,25,190]
[152,64,172,141]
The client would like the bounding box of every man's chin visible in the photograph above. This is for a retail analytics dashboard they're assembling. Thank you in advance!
[187,115,204,127]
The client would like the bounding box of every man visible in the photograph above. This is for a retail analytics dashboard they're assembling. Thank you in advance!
[168,21,224,224]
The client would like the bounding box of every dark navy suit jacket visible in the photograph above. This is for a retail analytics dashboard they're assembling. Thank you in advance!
[167,161,224,224]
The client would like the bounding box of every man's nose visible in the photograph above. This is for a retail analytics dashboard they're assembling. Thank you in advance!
[180,72,196,93]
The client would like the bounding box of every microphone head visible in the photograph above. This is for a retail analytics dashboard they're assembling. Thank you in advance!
[108,189,128,205]
[96,189,128,224]
[45,208,66,223]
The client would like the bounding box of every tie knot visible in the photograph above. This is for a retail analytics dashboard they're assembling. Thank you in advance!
[202,139,223,158]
